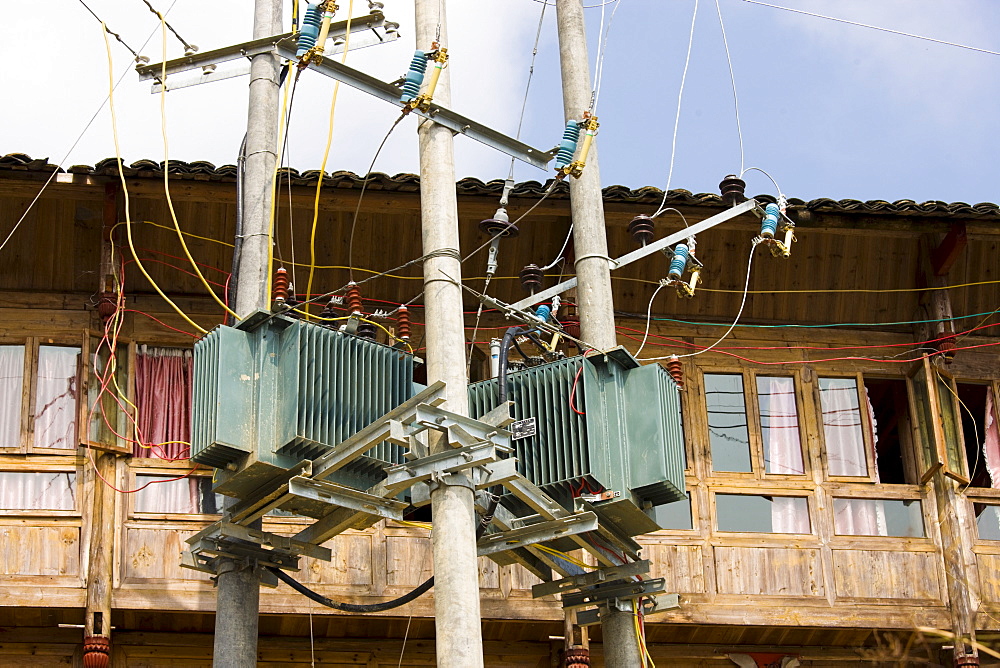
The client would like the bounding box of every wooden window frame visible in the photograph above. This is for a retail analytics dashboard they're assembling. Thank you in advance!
[127,461,221,522]
[699,367,811,482]
[0,459,83,518]
[816,372,880,484]
[709,487,814,538]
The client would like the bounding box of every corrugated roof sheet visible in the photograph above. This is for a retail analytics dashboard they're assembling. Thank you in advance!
[3,151,999,219]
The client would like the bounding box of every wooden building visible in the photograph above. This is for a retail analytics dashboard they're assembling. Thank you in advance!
[0,151,999,666]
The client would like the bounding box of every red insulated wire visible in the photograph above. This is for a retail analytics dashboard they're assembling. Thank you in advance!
[569,365,586,415]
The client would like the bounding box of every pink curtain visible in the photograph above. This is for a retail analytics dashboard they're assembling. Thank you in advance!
[985,387,1000,488]
[0,471,76,510]
[820,378,868,477]
[34,346,79,450]
[762,376,804,474]
[134,347,193,459]
[0,345,24,448]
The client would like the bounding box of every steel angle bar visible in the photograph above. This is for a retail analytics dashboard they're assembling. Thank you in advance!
[311,381,446,480]
[508,198,762,311]
[531,560,652,599]
[138,11,388,82]
[384,441,499,493]
[413,404,512,447]
[217,522,332,561]
[476,512,598,557]
[274,43,554,170]
[560,577,666,611]
[475,492,579,580]
[287,476,407,521]
[189,537,300,571]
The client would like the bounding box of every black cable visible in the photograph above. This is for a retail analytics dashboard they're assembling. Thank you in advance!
[139,0,197,53]
[269,565,434,612]
[77,0,141,58]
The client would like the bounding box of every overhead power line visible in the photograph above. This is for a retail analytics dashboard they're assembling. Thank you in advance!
[76,0,142,59]
[138,0,197,53]
[742,0,1000,57]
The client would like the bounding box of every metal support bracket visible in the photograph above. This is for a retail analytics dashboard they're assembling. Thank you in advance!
[560,577,667,611]
[384,441,500,493]
[287,476,408,521]
[531,560,651,599]
[274,41,555,170]
[507,198,762,312]
[575,592,679,627]
[477,512,598,557]
[137,12,397,92]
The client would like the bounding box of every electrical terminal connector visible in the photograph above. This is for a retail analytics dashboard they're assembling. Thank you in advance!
[661,237,702,297]
[757,200,796,258]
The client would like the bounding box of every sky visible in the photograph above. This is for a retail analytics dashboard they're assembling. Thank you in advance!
[2,0,999,204]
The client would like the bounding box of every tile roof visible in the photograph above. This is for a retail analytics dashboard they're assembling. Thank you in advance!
[3,152,999,219]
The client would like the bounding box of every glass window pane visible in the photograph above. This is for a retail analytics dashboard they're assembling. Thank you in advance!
[757,376,804,475]
[0,471,77,511]
[0,345,25,447]
[819,377,868,476]
[134,475,222,514]
[833,498,924,537]
[977,505,1000,541]
[35,346,80,450]
[705,374,752,473]
[716,494,810,533]
[654,492,692,530]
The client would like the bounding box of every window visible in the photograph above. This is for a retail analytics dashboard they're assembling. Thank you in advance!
[705,373,752,473]
[715,493,810,534]
[133,347,193,460]
[957,383,995,489]
[757,376,804,475]
[654,491,693,530]
[975,503,1000,541]
[819,377,869,477]
[833,498,924,537]
[0,340,83,453]
[866,378,918,484]
[703,372,805,476]
[133,475,221,515]
[0,471,77,511]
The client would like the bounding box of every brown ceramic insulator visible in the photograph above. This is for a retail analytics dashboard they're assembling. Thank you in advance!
[396,305,410,340]
[272,267,290,303]
[319,297,338,320]
[519,264,543,294]
[666,355,684,389]
[627,214,655,247]
[345,283,363,314]
[356,320,377,340]
[955,656,980,668]
[97,291,118,322]
[719,174,747,207]
[564,647,591,668]
[83,636,111,668]
[936,332,958,364]
[285,296,302,319]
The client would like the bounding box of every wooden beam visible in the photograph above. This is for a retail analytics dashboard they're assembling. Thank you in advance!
[931,222,968,276]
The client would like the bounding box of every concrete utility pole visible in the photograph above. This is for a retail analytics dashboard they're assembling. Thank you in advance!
[213,0,281,665]
[413,1,486,666]
[554,1,643,666]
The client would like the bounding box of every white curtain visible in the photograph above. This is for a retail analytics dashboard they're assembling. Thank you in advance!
[34,346,79,450]
[771,496,810,534]
[762,376,804,474]
[134,475,216,514]
[985,387,1000,488]
[832,387,886,536]
[0,471,76,510]
[0,345,24,448]
[820,378,868,476]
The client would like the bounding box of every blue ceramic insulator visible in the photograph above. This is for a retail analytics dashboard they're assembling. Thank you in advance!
[296,4,323,57]
[399,51,429,103]
[535,305,552,323]
[760,203,780,238]
[668,243,689,280]
[554,120,580,169]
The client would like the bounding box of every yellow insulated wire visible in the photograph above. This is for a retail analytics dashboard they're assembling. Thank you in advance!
[304,312,414,353]
[158,18,239,321]
[305,0,355,319]
[102,23,207,335]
